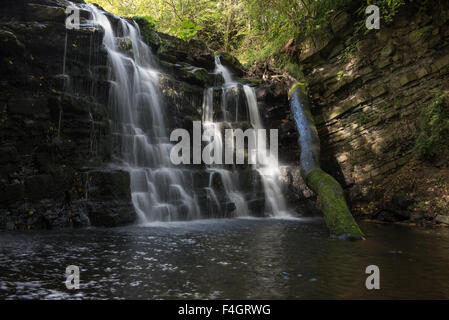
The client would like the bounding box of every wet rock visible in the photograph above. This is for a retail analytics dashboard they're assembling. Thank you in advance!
[247,198,265,216]
[0,145,19,177]
[86,170,132,201]
[25,3,66,23]
[84,170,137,227]
[86,200,136,227]
[435,215,449,225]
[157,33,214,70]
[25,174,53,200]
[0,29,25,56]
[0,182,24,204]
[116,38,133,55]
[225,201,236,212]
[391,194,414,211]
[8,97,49,117]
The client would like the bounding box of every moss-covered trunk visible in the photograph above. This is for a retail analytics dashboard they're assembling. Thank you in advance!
[289,83,364,240]
[307,168,364,239]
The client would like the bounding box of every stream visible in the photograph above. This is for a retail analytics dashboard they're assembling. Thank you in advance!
[1,218,448,299]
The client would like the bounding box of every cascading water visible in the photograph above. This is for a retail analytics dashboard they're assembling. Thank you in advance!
[202,60,249,217]
[203,57,290,217]
[87,5,200,222]
[243,85,289,217]
[75,4,289,221]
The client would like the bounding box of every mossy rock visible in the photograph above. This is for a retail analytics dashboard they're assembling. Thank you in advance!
[158,34,178,54]
[133,16,160,50]
[191,68,209,83]
[216,51,245,76]
[180,66,213,86]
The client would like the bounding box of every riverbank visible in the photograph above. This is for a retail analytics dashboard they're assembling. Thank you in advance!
[355,158,449,227]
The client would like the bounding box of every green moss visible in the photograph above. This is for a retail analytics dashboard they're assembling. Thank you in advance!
[180,66,210,85]
[357,111,370,127]
[289,83,364,239]
[192,68,208,82]
[306,168,365,239]
[288,82,307,97]
[337,71,345,81]
[285,62,305,82]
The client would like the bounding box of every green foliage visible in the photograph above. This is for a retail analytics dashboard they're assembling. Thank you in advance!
[235,0,355,64]
[138,15,157,28]
[337,71,345,81]
[86,0,418,75]
[88,0,242,50]
[170,19,202,41]
[87,0,150,17]
[415,96,449,163]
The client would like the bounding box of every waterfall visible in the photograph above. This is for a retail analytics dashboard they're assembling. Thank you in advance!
[243,85,289,217]
[203,56,290,217]
[87,4,200,222]
[202,62,249,217]
[79,4,290,221]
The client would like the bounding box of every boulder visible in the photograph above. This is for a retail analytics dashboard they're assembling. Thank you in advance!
[435,215,449,225]
[157,32,215,70]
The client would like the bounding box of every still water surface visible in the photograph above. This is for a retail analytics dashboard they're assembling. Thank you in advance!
[0,217,448,299]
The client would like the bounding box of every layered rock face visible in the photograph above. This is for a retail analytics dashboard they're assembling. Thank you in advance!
[0,0,135,229]
[260,4,449,219]
[308,6,449,206]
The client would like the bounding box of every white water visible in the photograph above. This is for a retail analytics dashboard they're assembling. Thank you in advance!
[87,5,200,222]
[243,85,290,217]
[202,64,249,217]
[204,57,290,217]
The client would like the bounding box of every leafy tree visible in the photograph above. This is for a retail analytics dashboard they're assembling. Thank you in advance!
[87,0,410,65]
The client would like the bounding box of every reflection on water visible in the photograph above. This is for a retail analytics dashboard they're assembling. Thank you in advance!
[0,218,449,299]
